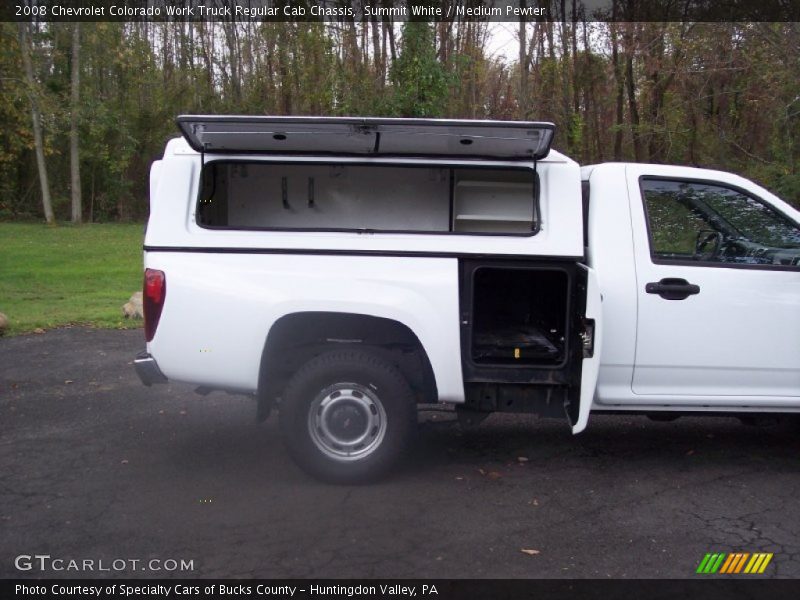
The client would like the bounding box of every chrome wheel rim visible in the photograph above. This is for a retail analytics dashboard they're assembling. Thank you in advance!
[308,383,387,462]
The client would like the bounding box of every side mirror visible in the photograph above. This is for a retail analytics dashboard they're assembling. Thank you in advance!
[694,230,722,260]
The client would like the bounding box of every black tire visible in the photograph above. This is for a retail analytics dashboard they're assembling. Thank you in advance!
[279,349,416,483]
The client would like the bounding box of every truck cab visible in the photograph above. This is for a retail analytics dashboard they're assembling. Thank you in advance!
[584,163,800,410]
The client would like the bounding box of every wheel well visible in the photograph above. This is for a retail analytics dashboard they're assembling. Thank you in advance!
[258,312,438,412]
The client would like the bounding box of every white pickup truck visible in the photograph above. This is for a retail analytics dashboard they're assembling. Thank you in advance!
[136,116,800,482]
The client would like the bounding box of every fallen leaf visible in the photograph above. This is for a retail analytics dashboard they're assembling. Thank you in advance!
[487,471,502,480]
[686,450,695,456]
[33,328,45,334]
[478,468,486,476]
[520,548,540,556]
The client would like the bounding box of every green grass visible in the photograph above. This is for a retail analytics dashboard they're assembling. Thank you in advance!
[0,223,144,336]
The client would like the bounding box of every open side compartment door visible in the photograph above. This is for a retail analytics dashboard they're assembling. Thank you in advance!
[570,264,602,433]
[176,115,555,161]
[459,259,600,430]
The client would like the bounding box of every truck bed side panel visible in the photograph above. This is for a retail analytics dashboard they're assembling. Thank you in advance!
[144,252,466,403]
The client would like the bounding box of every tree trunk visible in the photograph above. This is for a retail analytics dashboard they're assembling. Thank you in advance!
[623,24,643,161]
[18,22,54,225]
[222,20,241,102]
[626,53,642,161]
[198,22,214,93]
[610,21,625,160]
[387,18,397,65]
[559,1,573,133]
[70,23,82,224]
[371,15,383,87]
[518,3,529,119]
[583,19,603,162]
[382,20,389,82]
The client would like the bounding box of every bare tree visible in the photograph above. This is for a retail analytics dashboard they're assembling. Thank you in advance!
[610,20,625,160]
[70,23,82,223]
[622,23,643,161]
[518,4,530,118]
[18,22,54,225]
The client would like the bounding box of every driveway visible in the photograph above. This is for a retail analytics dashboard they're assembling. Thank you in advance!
[1,328,799,578]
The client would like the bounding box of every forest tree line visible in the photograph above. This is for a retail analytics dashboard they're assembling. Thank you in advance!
[2,12,799,223]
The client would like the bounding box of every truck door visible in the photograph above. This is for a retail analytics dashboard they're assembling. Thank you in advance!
[626,165,800,404]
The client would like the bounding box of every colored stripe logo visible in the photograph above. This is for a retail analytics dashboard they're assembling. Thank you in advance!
[696,552,773,574]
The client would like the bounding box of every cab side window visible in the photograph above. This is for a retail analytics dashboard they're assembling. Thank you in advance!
[641,178,800,267]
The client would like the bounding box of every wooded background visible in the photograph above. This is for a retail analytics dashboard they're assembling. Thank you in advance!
[2,14,799,223]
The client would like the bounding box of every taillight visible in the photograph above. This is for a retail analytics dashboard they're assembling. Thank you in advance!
[143,269,166,342]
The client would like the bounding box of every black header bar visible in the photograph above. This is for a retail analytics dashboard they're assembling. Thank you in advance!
[3,0,800,23]
[5,579,800,600]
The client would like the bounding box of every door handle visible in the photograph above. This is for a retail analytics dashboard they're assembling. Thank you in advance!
[645,278,700,300]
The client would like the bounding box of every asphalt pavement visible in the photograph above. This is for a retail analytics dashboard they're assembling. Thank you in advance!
[1,328,799,579]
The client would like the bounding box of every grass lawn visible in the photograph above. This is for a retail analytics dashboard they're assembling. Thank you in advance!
[0,223,144,336]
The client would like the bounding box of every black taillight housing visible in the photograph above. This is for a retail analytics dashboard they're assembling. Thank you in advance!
[143,269,166,342]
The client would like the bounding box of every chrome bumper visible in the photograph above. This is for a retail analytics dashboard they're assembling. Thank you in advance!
[134,351,168,386]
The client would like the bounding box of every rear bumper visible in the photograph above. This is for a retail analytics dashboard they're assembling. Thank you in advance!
[134,351,168,386]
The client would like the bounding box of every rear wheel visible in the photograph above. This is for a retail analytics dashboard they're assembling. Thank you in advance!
[279,349,416,483]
